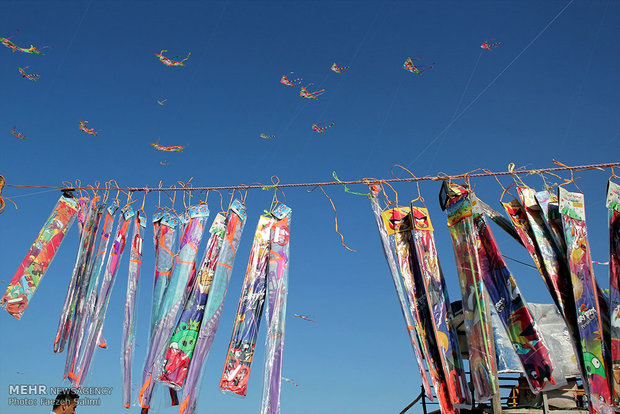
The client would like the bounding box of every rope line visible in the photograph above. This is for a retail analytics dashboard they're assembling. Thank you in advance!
[2,161,618,193]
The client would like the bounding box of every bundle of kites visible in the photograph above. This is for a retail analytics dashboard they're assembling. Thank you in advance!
[369,177,620,414]
[1,169,619,414]
[0,190,292,414]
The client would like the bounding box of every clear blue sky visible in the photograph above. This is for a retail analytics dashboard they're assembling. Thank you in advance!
[1,1,619,413]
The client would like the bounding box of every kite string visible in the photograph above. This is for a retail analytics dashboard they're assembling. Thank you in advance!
[1,161,618,193]
[410,0,576,166]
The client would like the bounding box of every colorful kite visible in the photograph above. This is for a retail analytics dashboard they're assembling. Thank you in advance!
[156,50,190,67]
[18,67,39,81]
[79,120,98,136]
[11,127,26,140]
[151,142,183,152]
[402,58,434,75]
[19,44,48,55]
[481,39,501,50]
[260,133,276,139]
[157,99,167,106]
[282,377,300,388]
[300,86,325,100]
[293,314,316,323]
[330,62,349,74]
[1,37,19,52]
[312,122,335,134]
[280,74,302,87]
[160,161,168,166]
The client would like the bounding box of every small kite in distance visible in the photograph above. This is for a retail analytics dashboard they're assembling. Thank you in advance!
[79,120,98,136]
[403,58,434,75]
[280,74,302,87]
[294,314,316,323]
[260,133,276,139]
[300,86,325,100]
[151,142,183,152]
[481,39,501,50]
[282,377,300,388]
[1,31,20,52]
[312,122,335,134]
[156,50,191,66]
[157,99,167,106]
[160,161,168,166]
[592,261,609,265]
[18,67,39,81]
[330,62,349,74]
[11,127,26,140]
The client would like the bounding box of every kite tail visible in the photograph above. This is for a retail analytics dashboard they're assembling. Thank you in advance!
[180,52,191,64]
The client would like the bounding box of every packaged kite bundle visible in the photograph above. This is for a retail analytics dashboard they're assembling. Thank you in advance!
[178,199,246,414]
[369,188,433,401]
[261,204,292,414]
[410,205,471,408]
[440,182,498,402]
[1,194,79,319]
[139,204,209,413]
[159,212,227,390]
[219,214,272,396]
[122,211,146,407]
[471,193,564,392]
[220,203,292,405]
[74,205,134,387]
[606,180,620,407]
[559,187,614,413]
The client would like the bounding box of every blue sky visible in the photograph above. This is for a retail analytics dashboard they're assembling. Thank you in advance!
[1,1,619,413]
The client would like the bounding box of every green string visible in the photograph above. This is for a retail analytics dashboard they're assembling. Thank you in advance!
[332,171,369,196]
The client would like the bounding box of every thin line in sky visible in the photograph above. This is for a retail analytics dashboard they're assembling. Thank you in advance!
[408,0,576,168]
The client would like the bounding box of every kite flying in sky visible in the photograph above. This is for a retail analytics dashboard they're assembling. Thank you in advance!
[1,36,19,52]
[282,377,300,388]
[157,99,167,106]
[300,86,325,100]
[260,133,276,139]
[330,62,349,74]
[18,67,39,81]
[156,50,191,66]
[151,142,183,152]
[402,58,434,75]
[294,314,317,323]
[79,120,98,136]
[160,161,168,166]
[481,39,501,50]
[312,122,335,134]
[280,74,302,87]
[11,127,26,140]
[19,45,48,55]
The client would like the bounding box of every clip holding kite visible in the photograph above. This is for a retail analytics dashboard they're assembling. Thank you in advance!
[260,133,276,139]
[280,74,302,87]
[402,58,434,75]
[151,142,183,152]
[312,122,335,134]
[300,86,325,100]
[18,67,39,81]
[330,62,349,74]
[156,50,190,67]
[481,39,502,50]
[79,120,98,136]
[11,126,26,140]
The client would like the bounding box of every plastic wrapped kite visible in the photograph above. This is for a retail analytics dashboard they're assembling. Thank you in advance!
[159,213,227,389]
[560,187,614,413]
[178,200,246,414]
[18,67,39,81]
[122,211,146,407]
[74,205,134,387]
[607,180,620,406]
[139,204,209,413]
[1,194,79,319]
[156,50,191,67]
[403,58,434,75]
[260,204,292,414]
